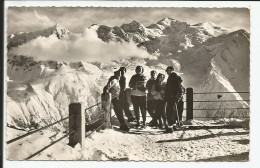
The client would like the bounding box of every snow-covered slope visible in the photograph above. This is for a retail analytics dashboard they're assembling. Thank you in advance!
[7,59,105,129]
[179,29,249,94]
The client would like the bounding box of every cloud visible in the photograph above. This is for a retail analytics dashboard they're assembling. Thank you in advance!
[9,28,155,63]
[7,8,55,34]
[33,10,51,23]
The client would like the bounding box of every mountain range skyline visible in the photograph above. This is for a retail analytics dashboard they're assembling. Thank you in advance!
[7,7,250,35]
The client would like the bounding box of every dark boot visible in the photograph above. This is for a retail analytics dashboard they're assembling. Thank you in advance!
[135,121,140,128]
[148,119,158,126]
[120,125,130,131]
[127,117,135,122]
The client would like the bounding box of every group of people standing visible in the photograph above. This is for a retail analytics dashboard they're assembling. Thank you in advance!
[103,65,185,133]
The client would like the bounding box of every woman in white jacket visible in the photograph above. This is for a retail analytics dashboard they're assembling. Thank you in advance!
[151,73,168,129]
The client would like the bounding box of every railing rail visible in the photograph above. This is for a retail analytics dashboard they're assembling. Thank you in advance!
[193,108,250,110]
[25,130,76,160]
[193,91,250,94]
[185,87,250,120]
[88,111,107,125]
[192,116,250,119]
[85,101,104,113]
[85,121,106,138]
[7,115,74,145]
[192,100,250,103]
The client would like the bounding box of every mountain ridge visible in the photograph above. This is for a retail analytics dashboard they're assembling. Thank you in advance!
[7,18,239,52]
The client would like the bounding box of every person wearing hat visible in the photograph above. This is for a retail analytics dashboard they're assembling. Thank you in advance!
[129,66,147,128]
[165,66,183,132]
[118,67,135,122]
[106,68,130,131]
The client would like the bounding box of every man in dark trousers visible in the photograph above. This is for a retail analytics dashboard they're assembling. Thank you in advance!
[165,66,182,132]
[146,70,157,126]
[106,69,130,131]
[118,67,135,122]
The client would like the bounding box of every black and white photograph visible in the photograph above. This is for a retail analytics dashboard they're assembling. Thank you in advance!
[5,6,250,162]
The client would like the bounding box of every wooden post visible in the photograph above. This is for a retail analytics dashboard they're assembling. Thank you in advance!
[68,103,85,148]
[186,87,193,120]
[101,93,112,129]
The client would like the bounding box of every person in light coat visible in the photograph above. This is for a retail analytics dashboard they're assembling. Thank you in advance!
[151,73,168,130]
[106,69,130,131]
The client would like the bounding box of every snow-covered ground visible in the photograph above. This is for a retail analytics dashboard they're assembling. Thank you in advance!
[6,118,249,161]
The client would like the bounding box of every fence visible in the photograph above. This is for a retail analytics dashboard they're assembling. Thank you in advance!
[6,87,250,159]
[6,92,112,160]
[185,88,250,120]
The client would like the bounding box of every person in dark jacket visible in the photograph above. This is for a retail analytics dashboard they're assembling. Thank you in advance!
[146,70,157,126]
[165,66,182,132]
[118,67,135,122]
[106,69,130,131]
[129,66,147,128]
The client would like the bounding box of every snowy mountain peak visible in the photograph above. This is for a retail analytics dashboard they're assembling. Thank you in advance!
[130,20,143,25]
[55,23,63,28]
[233,29,249,37]
[50,23,70,39]
[192,22,230,32]
[193,22,218,27]
[53,23,69,31]
[157,17,177,26]
[121,20,146,34]
[230,29,250,41]
[89,24,100,30]
[96,25,130,42]
[190,21,231,38]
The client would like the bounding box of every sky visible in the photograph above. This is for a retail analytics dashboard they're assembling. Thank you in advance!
[7,7,250,35]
